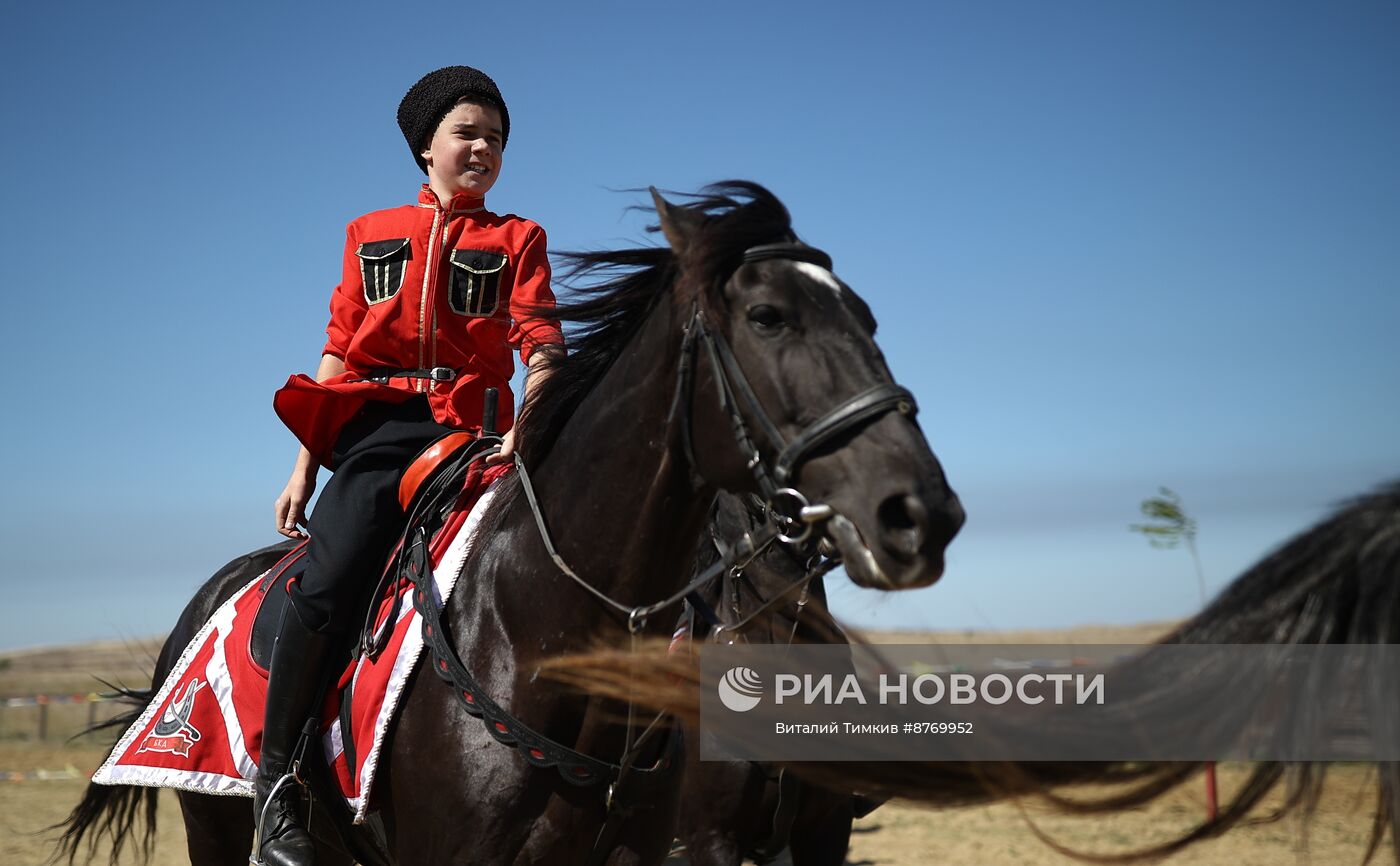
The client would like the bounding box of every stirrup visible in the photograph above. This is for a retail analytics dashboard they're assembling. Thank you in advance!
[250,769,307,866]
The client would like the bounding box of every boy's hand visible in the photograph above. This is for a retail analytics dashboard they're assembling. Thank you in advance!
[272,355,342,538]
[485,427,516,465]
[275,461,318,538]
[486,345,556,467]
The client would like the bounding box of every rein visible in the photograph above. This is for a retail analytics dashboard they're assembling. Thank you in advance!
[511,451,783,634]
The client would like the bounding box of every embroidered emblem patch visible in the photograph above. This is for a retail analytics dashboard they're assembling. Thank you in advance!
[357,238,412,305]
[137,678,207,758]
[448,249,507,317]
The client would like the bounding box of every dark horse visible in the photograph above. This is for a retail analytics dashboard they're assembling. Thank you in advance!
[548,479,1400,863]
[57,183,964,865]
[677,492,867,866]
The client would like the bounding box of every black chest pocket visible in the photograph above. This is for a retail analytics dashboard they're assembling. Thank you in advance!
[357,238,412,305]
[448,249,507,317]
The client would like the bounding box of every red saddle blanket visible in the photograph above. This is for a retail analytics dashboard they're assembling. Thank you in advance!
[93,462,512,823]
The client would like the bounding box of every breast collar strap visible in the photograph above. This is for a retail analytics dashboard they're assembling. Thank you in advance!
[670,243,919,539]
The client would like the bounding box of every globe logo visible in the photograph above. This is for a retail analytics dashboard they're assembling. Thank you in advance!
[717,666,764,712]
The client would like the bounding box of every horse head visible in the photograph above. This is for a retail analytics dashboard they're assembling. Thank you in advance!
[653,183,964,589]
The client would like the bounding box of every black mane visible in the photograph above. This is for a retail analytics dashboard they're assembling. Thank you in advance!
[517,181,799,463]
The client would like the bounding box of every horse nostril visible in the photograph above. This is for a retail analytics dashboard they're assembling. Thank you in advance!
[877,493,928,562]
[945,496,967,539]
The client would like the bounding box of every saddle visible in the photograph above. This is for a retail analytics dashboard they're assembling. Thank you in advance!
[250,425,498,672]
[246,429,481,672]
[398,431,476,511]
[248,544,310,672]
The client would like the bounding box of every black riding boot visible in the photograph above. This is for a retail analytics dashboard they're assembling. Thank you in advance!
[252,606,335,866]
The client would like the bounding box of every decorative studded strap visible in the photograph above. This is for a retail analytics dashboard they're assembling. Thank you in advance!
[405,528,674,787]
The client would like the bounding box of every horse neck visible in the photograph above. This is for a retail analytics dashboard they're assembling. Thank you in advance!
[518,293,715,633]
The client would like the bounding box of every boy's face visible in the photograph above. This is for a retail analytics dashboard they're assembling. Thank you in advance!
[420,101,504,199]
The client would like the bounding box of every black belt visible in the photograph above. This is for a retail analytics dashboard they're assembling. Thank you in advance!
[354,366,457,385]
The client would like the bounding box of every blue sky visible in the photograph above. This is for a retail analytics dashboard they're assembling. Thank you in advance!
[1,1,1396,651]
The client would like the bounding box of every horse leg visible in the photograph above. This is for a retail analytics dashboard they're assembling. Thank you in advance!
[178,791,253,866]
[785,787,854,866]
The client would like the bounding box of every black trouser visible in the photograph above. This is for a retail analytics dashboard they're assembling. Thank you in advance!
[289,397,452,635]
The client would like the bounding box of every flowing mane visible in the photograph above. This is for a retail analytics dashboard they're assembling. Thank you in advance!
[517,181,799,463]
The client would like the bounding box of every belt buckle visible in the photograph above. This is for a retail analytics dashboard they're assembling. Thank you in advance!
[428,367,456,383]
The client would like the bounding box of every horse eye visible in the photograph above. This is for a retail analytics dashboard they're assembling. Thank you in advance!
[747,305,784,330]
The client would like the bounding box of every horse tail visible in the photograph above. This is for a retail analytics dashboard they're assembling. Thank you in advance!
[1162,479,1400,646]
[48,684,160,866]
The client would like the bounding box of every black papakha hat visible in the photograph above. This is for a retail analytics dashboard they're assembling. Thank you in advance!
[397,66,510,174]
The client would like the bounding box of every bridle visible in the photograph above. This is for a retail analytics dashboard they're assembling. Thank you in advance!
[669,241,918,544]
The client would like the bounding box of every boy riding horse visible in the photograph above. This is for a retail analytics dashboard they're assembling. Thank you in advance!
[264,65,563,866]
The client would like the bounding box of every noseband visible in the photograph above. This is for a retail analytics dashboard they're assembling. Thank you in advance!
[671,242,918,542]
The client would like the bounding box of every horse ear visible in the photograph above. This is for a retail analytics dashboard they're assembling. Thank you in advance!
[651,187,698,257]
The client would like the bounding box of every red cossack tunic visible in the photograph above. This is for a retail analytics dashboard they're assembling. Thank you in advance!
[274,186,564,468]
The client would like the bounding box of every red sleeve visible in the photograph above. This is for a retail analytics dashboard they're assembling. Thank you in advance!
[506,224,565,364]
[322,222,367,359]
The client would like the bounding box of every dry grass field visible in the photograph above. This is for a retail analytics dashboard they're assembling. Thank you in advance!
[1,628,1389,865]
